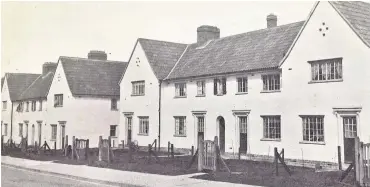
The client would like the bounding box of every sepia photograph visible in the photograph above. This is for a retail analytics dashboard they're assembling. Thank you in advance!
[1,1,370,186]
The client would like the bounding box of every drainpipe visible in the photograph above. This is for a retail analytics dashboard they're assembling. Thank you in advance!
[10,102,14,142]
[158,81,162,151]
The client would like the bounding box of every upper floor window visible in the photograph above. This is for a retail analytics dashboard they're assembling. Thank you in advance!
[16,102,24,112]
[174,116,186,136]
[237,77,248,93]
[138,116,149,135]
[309,58,342,82]
[196,81,206,96]
[2,101,7,110]
[132,81,145,96]
[301,115,324,143]
[54,94,63,107]
[31,101,36,111]
[110,125,117,137]
[262,116,281,140]
[262,74,280,92]
[51,124,57,141]
[175,83,187,97]
[39,100,42,111]
[214,78,226,96]
[111,99,118,110]
[26,102,29,112]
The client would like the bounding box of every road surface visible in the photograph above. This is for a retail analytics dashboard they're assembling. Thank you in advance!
[1,165,136,187]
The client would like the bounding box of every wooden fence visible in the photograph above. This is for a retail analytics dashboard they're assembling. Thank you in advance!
[355,136,370,187]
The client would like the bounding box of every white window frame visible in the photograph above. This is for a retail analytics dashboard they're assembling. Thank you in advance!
[132,81,145,96]
[262,74,280,92]
[197,116,205,133]
[2,101,7,110]
[196,81,206,96]
[54,94,63,107]
[26,101,29,112]
[138,116,149,135]
[237,77,248,93]
[174,116,186,136]
[214,77,227,96]
[31,101,36,111]
[39,100,42,111]
[300,115,325,143]
[309,58,343,82]
[261,115,281,140]
[51,124,57,141]
[175,83,187,97]
[239,116,248,134]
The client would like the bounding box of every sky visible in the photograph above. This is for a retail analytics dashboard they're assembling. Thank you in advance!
[1,1,315,77]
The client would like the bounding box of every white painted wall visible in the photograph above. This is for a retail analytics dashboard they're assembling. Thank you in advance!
[1,78,12,142]
[119,42,160,147]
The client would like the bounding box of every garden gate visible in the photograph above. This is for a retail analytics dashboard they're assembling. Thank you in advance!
[355,136,370,187]
[198,136,218,171]
[72,136,89,160]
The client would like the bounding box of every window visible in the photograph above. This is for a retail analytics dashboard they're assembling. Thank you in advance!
[237,77,248,93]
[111,99,118,110]
[2,101,7,110]
[310,58,342,82]
[54,94,63,107]
[19,123,23,137]
[262,74,280,91]
[138,117,149,135]
[301,116,324,143]
[175,83,187,97]
[3,123,8,136]
[132,81,145,96]
[31,101,36,111]
[16,102,24,112]
[214,78,227,95]
[110,125,117,137]
[174,116,186,136]
[239,116,248,134]
[262,116,281,139]
[197,116,205,132]
[196,81,206,96]
[26,102,29,112]
[51,125,57,140]
[343,116,357,138]
[39,100,42,111]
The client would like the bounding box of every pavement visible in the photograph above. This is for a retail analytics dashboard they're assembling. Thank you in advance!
[1,156,260,187]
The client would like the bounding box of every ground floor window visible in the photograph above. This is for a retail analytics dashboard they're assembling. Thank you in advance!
[301,115,324,142]
[239,116,247,134]
[197,116,205,132]
[174,116,186,136]
[3,123,8,136]
[110,125,117,137]
[51,124,57,141]
[262,116,281,139]
[138,117,149,135]
[343,116,357,138]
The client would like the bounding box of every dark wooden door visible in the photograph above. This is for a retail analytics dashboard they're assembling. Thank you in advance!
[127,117,132,145]
[343,116,357,163]
[31,125,35,146]
[38,123,42,146]
[219,118,225,153]
[198,132,204,148]
[239,116,248,153]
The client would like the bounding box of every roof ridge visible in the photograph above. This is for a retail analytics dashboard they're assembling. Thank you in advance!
[138,38,187,46]
[6,72,41,76]
[60,56,126,63]
[17,74,43,100]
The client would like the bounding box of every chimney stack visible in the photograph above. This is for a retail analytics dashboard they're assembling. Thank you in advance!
[197,25,220,45]
[87,50,108,60]
[266,14,277,28]
[42,62,57,75]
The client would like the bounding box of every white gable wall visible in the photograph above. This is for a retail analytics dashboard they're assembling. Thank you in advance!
[119,42,160,147]
[1,78,12,142]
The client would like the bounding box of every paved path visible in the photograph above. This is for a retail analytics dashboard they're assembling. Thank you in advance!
[1,156,260,187]
[1,165,136,187]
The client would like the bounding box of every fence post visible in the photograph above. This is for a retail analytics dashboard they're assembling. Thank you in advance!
[108,136,111,163]
[44,141,47,153]
[54,141,56,155]
[65,135,68,156]
[1,135,4,154]
[72,136,75,160]
[337,146,342,170]
[154,139,157,152]
[148,144,152,164]
[274,147,279,176]
[98,136,102,161]
[238,147,241,160]
[85,139,89,160]
[281,148,285,163]
[171,144,174,160]
[168,141,170,157]
[122,140,124,149]
[198,139,204,171]
[191,146,194,156]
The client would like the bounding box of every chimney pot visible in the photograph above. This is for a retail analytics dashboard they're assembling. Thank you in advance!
[197,25,220,45]
[267,14,277,28]
[42,62,57,75]
[88,50,108,60]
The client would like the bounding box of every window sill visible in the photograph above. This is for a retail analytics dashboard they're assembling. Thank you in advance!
[308,79,343,84]
[54,106,63,108]
[299,141,325,145]
[131,94,145,97]
[216,94,225,96]
[260,90,281,93]
[111,109,118,111]
[138,133,148,136]
[174,134,187,137]
[235,92,248,95]
[174,96,187,99]
[110,136,117,138]
[260,138,281,142]
[196,95,205,97]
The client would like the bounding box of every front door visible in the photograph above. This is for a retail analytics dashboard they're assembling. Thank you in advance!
[126,116,132,145]
[31,125,35,146]
[343,116,357,163]
[60,124,65,149]
[197,116,205,148]
[239,116,248,153]
[38,123,42,146]
[218,117,225,153]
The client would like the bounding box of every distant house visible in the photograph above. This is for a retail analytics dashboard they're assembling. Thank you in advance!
[119,1,370,167]
[1,73,40,143]
[47,50,127,149]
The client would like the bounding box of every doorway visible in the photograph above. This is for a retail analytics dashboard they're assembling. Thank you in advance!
[239,116,248,153]
[38,122,42,146]
[217,116,225,153]
[197,116,205,148]
[60,124,65,149]
[31,125,35,146]
[126,116,132,145]
[343,116,357,163]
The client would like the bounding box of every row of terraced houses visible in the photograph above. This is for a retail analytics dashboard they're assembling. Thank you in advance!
[2,1,370,167]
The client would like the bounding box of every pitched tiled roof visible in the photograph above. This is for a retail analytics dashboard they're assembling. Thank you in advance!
[331,1,370,47]
[138,38,187,80]
[60,57,128,97]
[18,72,55,100]
[165,21,304,80]
[5,73,40,101]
